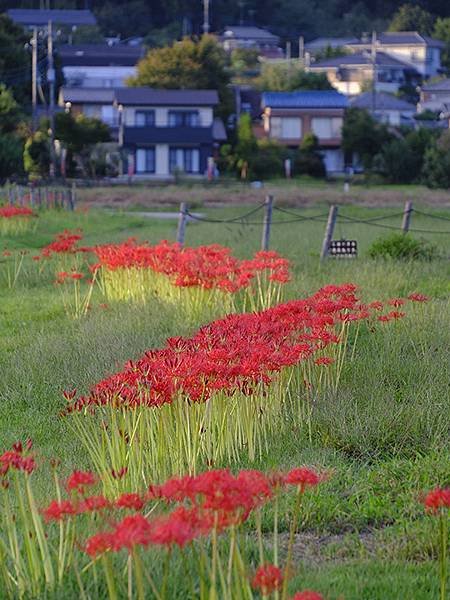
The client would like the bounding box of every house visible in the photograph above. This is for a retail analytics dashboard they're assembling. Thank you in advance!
[58,87,119,138]
[220,26,282,57]
[418,78,450,114]
[6,8,96,28]
[350,92,416,126]
[58,44,144,88]
[347,32,444,78]
[309,52,420,96]
[261,90,348,173]
[115,88,226,179]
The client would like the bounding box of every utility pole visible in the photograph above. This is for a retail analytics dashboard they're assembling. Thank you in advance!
[371,30,377,117]
[286,41,292,88]
[202,0,210,35]
[31,27,38,132]
[299,36,304,66]
[47,20,57,179]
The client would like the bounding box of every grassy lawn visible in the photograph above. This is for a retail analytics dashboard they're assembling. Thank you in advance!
[0,203,449,599]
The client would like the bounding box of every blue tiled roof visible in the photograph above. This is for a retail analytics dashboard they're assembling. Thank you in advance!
[262,91,348,109]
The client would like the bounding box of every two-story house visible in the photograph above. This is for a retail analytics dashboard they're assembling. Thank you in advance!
[115,88,226,179]
[59,44,144,88]
[350,92,415,126]
[220,26,283,58]
[310,52,420,96]
[261,90,348,173]
[348,32,444,78]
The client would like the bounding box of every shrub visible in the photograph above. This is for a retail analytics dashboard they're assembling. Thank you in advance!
[368,233,439,261]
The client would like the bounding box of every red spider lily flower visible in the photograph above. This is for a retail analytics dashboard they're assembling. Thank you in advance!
[408,293,430,303]
[314,357,334,366]
[85,532,114,558]
[284,467,322,491]
[42,500,77,521]
[116,493,145,511]
[32,255,41,261]
[387,298,405,307]
[66,470,97,493]
[423,487,450,513]
[367,301,383,310]
[0,442,36,476]
[70,272,84,280]
[290,591,324,600]
[99,303,109,309]
[78,495,110,514]
[148,506,208,547]
[41,229,83,257]
[2,250,11,257]
[112,514,153,551]
[251,564,283,596]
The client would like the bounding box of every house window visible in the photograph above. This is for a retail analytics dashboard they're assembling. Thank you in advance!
[270,117,302,139]
[168,111,200,127]
[169,148,200,173]
[135,148,156,173]
[135,111,155,126]
[311,117,343,139]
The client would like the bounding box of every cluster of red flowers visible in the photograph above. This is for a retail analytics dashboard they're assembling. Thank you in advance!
[63,284,423,414]
[40,229,84,258]
[423,487,450,513]
[0,441,35,476]
[0,206,34,218]
[39,465,321,557]
[92,239,290,291]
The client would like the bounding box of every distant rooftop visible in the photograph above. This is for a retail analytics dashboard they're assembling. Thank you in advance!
[115,88,219,106]
[7,9,96,27]
[59,87,116,104]
[262,90,348,109]
[59,44,144,67]
[305,37,358,51]
[312,51,417,70]
[222,26,279,42]
[350,92,415,111]
[421,78,450,92]
[349,31,444,48]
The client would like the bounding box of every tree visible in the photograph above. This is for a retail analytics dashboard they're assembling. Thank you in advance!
[0,84,24,181]
[294,133,326,178]
[257,64,332,92]
[24,132,50,179]
[0,84,21,135]
[434,18,450,71]
[388,4,435,36]
[0,14,30,105]
[129,36,232,118]
[234,113,258,179]
[342,108,391,170]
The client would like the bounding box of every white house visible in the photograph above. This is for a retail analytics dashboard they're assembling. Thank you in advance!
[418,78,450,114]
[350,92,416,126]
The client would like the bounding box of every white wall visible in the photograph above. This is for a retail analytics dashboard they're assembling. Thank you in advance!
[322,149,345,173]
[63,66,137,87]
[124,106,213,127]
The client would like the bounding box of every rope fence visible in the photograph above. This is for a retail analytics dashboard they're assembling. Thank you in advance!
[176,196,450,257]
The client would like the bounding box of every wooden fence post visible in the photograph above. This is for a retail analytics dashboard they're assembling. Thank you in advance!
[401,201,413,234]
[70,182,76,210]
[261,195,274,251]
[320,205,339,261]
[176,202,188,245]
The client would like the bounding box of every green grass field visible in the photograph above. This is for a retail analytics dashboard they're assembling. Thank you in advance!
[0,201,449,599]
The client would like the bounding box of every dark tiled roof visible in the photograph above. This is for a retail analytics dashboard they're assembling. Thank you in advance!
[59,87,116,104]
[305,37,359,50]
[421,78,450,92]
[222,26,279,42]
[59,44,144,67]
[7,9,96,26]
[262,90,348,109]
[312,51,415,69]
[348,32,445,48]
[350,92,415,111]
[115,88,219,106]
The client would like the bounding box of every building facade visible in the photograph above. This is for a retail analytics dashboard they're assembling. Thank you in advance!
[418,78,450,113]
[261,90,348,173]
[115,88,226,179]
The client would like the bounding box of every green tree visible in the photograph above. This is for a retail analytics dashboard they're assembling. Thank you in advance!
[234,113,258,179]
[388,4,435,35]
[129,36,232,118]
[257,63,332,92]
[434,18,450,71]
[0,84,21,134]
[0,84,24,181]
[342,107,391,170]
[24,132,50,179]
[0,14,30,105]
[294,133,326,178]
